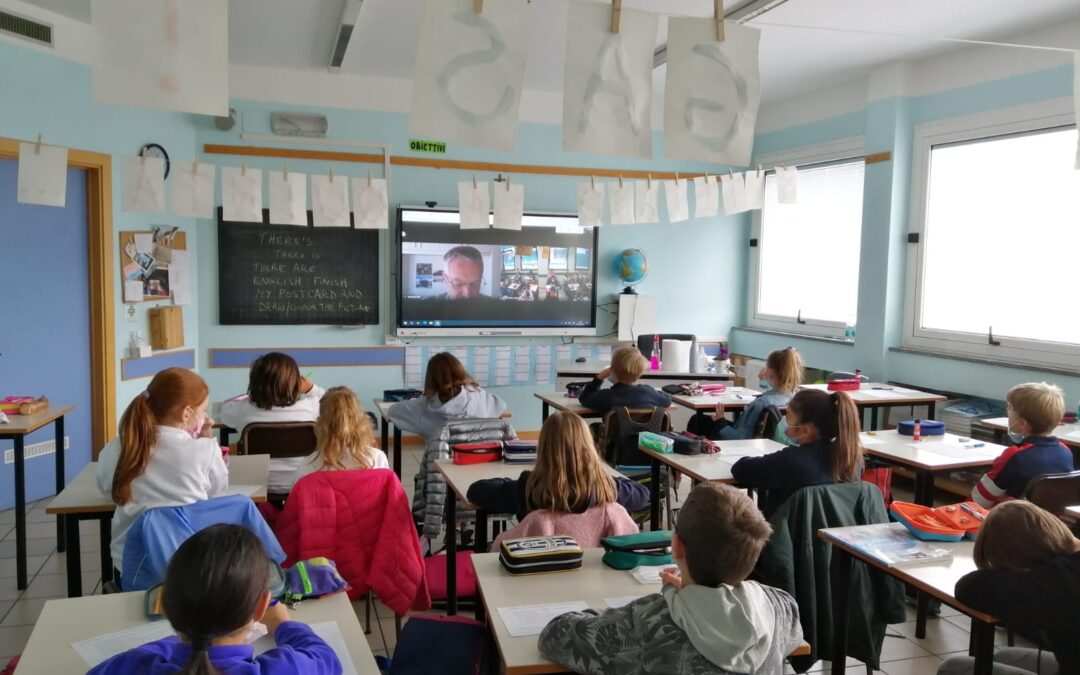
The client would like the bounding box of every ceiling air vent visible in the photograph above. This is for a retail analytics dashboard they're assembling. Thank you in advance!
[0,10,53,47]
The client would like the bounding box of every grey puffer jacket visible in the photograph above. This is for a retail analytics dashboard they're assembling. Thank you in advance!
[413,418,517,539]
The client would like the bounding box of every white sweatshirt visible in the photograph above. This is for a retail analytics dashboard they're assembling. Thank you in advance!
[96,426,229,573]
[218,384,325,492]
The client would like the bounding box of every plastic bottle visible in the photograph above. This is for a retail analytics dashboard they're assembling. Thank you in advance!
[650,334,661,371]
[913,418,922,442]
[844,324,855,341]
[854,369,863,385]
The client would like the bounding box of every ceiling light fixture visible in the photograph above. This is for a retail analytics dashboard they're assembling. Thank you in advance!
[329,0,365,72]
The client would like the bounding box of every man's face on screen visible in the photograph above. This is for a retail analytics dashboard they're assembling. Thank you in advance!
[445,257,484,299]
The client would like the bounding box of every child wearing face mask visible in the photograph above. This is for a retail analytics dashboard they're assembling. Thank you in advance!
[689,347,803,441]
[730,389,864,518]
[96,368,229,576]
[971,382,1073,510]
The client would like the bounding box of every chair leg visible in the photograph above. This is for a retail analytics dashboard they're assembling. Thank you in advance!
[865,665,873,675]
[364,591,373,635]
[1007,628,1015,647]
[395,614,402,638]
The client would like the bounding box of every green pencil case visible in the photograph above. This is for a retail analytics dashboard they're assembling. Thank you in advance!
[601,530,674,570]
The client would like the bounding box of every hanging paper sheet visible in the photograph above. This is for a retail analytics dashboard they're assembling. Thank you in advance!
[663,179,689,223]
[562,2,657,159]
[171,161,215,219]
[634,180,659,224]
[577,182,606,228]
[268,170,307,226]
[458,181,491,229]
[17,142,67,207]
[692,175,719,218]
[664,17,761,167]
[222,167,263,223]
[312,175,351,228]
[409,0,529,152]
[352,178,390,229]
[493,182,524,230]
[121,156,166,214]
[608,182,635,225]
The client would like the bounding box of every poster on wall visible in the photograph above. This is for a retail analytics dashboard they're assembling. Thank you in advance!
[664,17,761,167]
[92,0,228,116]
[562,2,657,159]
[409,0,530,152]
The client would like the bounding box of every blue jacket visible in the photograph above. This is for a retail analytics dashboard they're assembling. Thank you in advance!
[122,494,286,591]
[717,389,792,441]
[578,378,671,417]
[87,622,341,674]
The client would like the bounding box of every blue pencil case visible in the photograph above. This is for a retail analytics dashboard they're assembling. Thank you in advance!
[897,420,945,436]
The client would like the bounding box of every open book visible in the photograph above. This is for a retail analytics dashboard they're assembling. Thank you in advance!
[828,522,954,567]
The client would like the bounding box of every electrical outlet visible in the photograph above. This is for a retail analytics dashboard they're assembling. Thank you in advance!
[4,436,70,464]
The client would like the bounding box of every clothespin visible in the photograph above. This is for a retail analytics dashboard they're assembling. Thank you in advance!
[283,163,288,180]
[590,175,595,189]
[714,0,725,42]
[472,174,478,189]
[473,0,483,12]
[610,0,622,33]
[675,172,680,184]
[506,174,511,191]
[241,162,247,177]
[705,170,711,183]
[618,175,623,188]
[34,134,42,155]
[329,166,335,183]
[757,163,763,176]
[647,174,652,189]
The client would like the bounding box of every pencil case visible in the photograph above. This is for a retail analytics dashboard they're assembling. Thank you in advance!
[499,536,583,575]
[638,431,673,454]
[890,501,987,541]
[601,531,673,570]
[659,431,702,456]
[452,442,503,465]
[897,420,945,436]
[503,441,538,464]
[383,388,422,402]
[0,397,34,415]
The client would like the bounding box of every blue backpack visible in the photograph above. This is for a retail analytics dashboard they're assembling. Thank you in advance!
[388,615,494,675]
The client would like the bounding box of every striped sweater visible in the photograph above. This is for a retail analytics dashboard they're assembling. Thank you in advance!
[972,436,1073,508]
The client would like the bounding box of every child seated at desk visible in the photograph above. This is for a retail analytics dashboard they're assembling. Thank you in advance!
[219,352,325,494]
[578,346,671,417]
[89,524,340,674]
[294,386,389,484]
[96,368,228,575]
[938,500,1080,675]
[539,483,802,674]
[971,382,1073,509]
[386,351,507,443]
[730,389,863,518]
[466,411,648,520]
[691,346,803,441]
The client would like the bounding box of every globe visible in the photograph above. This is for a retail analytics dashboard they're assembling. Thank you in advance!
[616,248,648,293]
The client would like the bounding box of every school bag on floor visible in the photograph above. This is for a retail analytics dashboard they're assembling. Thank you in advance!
[388,615,495,675]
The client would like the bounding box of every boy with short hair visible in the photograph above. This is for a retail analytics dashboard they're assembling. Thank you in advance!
[973,382,1074,509]
[538,483,802,675]
[578,346,671,417]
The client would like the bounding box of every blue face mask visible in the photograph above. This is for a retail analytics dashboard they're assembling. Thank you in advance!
[759,378,771,390]
[1007,428,1024,444]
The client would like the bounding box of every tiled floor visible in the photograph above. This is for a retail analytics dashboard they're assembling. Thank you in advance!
[0,449,1032,675]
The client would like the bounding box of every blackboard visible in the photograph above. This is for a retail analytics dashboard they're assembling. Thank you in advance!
[218,210,379,325]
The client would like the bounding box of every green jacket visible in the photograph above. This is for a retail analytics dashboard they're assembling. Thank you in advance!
[757,482,906,672]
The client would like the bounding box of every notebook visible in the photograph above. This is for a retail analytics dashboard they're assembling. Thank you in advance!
[827,522,953,567]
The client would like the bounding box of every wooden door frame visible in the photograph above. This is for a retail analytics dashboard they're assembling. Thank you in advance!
[0,138,116,453]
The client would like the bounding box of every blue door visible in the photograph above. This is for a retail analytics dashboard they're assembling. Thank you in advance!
[0,158,92,508]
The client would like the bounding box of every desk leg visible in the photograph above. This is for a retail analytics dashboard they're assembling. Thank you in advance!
[100,516,114,587]
[928,402,937,421]
[831,551,852,675]
[474,509,488,622]
[870,406,880,431]
[14,435,27,590]
[393,428,403,479]
[541,402,550,422]
[54,416,65,553]
[218,427,230,447]
[380,416,390,469]
[445,494,457,616]
[915,471,935,507]
[970,619,994,675]
[915,591,929,639]
[65,515,82,597]
[650,457,661,530]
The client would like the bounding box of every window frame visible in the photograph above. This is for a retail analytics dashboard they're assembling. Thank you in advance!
[748,136,867,339]
[903,98,1080,369]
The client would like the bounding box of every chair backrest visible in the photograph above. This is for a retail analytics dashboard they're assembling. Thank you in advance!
[635,334,696,360]
[1024,470,1080,517]
[238,422,317,459]
[598,406,671,467]
[754,405,786,440]
[491,503,639,550]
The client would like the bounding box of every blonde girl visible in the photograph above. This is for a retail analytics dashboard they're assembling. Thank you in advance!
[295,387,389,483]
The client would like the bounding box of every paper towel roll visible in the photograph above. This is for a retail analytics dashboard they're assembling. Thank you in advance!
[661,340,692,373]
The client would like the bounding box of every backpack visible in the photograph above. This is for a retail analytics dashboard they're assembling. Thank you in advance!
[389,615,495,675]
[599,406,672,468]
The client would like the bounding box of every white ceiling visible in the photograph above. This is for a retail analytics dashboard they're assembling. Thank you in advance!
[20,0,1080,104]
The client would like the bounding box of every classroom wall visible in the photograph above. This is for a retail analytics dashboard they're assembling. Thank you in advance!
[734,27,1080,409]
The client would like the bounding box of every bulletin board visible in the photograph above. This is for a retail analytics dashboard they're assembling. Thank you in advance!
[119,228,188,304]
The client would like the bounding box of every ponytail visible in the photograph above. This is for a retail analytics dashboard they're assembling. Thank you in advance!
[111,368,209,506]
[830,391,863,482]
[176,636,218,675]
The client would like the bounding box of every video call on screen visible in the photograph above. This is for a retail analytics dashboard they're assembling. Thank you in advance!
[398,216,597,328]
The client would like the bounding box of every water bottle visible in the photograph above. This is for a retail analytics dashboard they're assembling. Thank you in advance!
[913,418,922,441]
[650,334,661,371]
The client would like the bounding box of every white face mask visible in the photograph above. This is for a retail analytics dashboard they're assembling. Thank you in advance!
[186,407,206,439]
[1007,427,1024,444]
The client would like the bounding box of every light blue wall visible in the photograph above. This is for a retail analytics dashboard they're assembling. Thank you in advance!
[193,101,747,432]
[732,63,1080,410]
[0,40,200,452]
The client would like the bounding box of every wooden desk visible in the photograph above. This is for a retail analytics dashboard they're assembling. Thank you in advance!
[982,417,1080,463]
[798,383,947,430]
[820,526,997,675]
[45,455,269,597]
[435,458,623,616]
[0,404,74,589]
[669,387,761,412]
[860,430,1005,505]
[639,438,785,529]
[17,590,378,674]
[534,391,675,422]
[474,549,808,674]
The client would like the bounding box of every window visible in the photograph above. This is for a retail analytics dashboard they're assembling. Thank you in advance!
[749,158,865,338]
[906,102,1080,368]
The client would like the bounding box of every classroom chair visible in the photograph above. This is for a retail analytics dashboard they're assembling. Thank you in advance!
[1025,470,1080,527]
[490,503,639,550]
[753,404,786,441]
[237,422,318,501]
[275,469,431,636]
[757,482,906,673]
[598,406,673,527]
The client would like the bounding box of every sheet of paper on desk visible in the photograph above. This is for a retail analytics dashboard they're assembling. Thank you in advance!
[630,565,669,584]
[72,620,176,666]
[860,435,887,446]
[859,389,903,399]
[908,441,1000,459]
[605,595,647,608]
[257,621,357,675]
[497,602,590,637]
[1063,430,1080,442]
[224,484,262,497]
